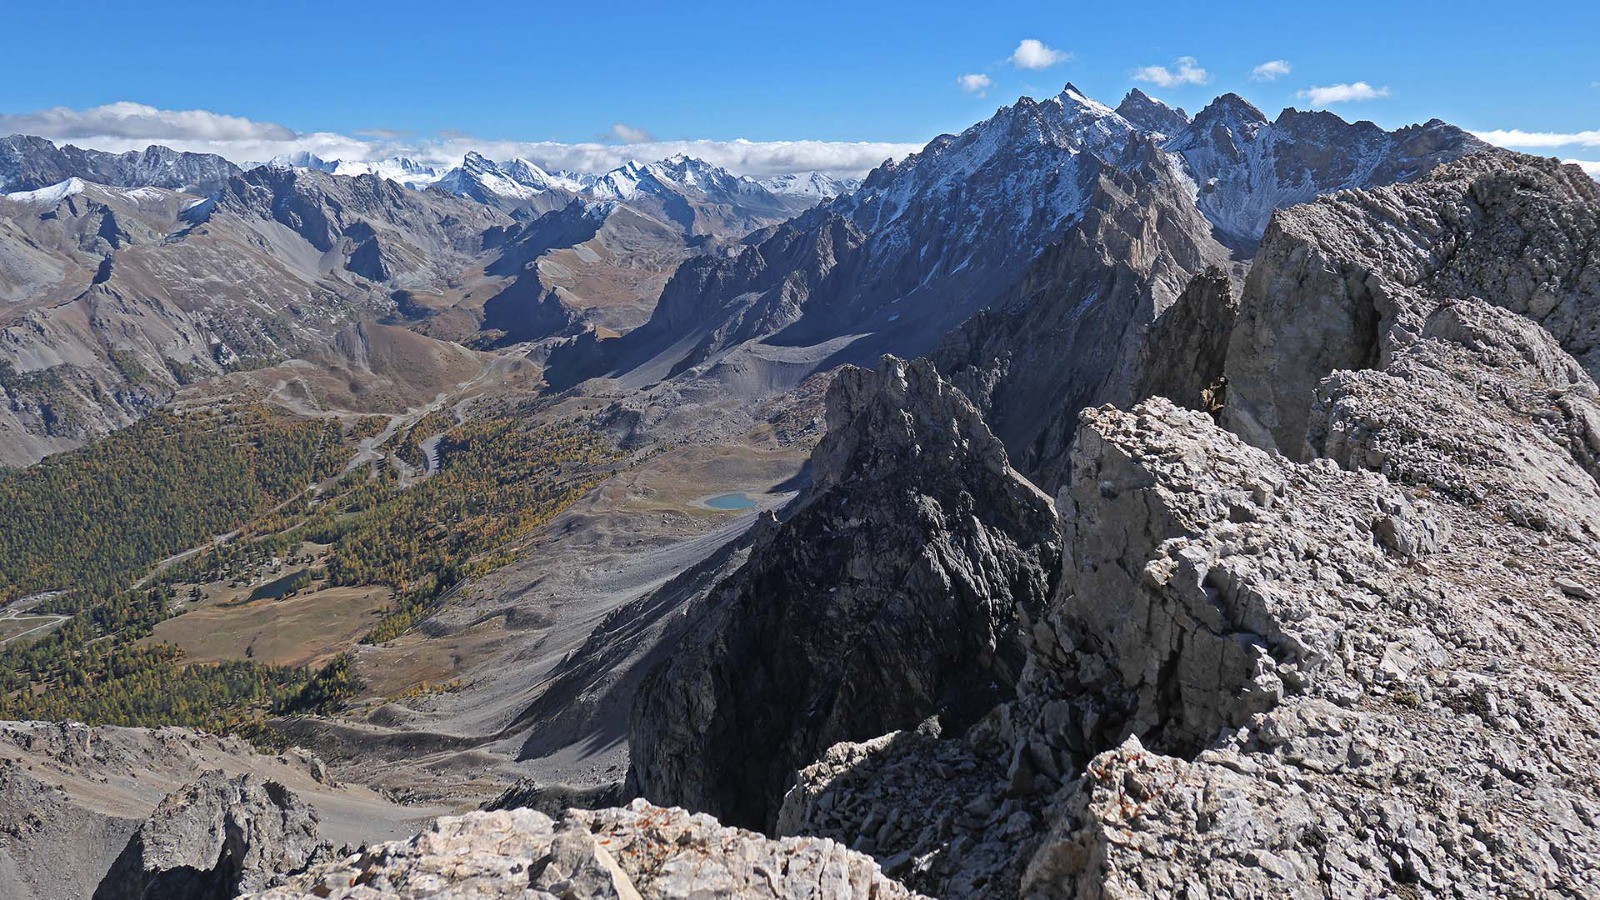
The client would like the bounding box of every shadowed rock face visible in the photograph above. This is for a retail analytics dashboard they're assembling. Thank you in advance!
[1225,152,1600,458]
[94,771,329,900]
[628,356,1061,830]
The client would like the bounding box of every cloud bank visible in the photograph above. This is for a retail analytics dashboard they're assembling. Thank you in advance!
[1011,39,1071,70]
[1474,128,1600,149]
[1297,82,1389,105]
[1250,60,1292,82]
[957,73,992,96]
[1132,57,1210,88]
[0,102,923,179]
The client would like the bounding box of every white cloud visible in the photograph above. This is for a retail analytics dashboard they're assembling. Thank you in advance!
[1297,82,1390,105]
[0,101,296,143]
[610,123,652,144]
[1010,39,1070,70]
[1475,128,1600,149]
[1250,60,1292,82]
[0,101,922,179]
[1131,57,1210,88]
[957,73,992,96]
[1565,159,1600,178]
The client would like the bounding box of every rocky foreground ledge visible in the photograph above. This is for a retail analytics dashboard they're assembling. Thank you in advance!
[244,799,918,899]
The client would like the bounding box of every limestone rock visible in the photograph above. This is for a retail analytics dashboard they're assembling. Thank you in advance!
[246,800,922,899]
[1313,297,1600,537]
[1225,152,1600,458]
[94,771,329,900]
[1021,389,1600,896]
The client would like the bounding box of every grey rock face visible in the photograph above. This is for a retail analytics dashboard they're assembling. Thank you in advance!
[0,135,240,195]
[246,801,922,900]
[0,764,142,900]
[1113,89,1189,137]
[776,723,1030,897]
[93,771,328,900]
[1020,392,1600,897]
[629,356,1061,830]
[1313,298,1600,536]
[1225,152,1600,458]
[1167,96,1488,245]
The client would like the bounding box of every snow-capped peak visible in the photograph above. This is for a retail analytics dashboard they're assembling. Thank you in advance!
[266,151,338,173]
[1056,83,1121,120]
[330,156,443,189]
[4,177,85,205]
[501,157,584,192]
[580,155,759,202]
[759,172,860,200]
[434,153,585,202]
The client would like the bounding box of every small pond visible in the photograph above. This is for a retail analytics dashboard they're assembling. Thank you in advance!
[703,491,757,511]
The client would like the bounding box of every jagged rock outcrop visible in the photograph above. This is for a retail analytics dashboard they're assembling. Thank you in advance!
[788,346,1600,896]
[776,721,1028,897]
[0,722,414,900]
[1022,387,1600,897]
[629,356,1061,830]
[1226,151,1600,458]
[246,800,922,899]
[94,771,329,900]
[1313,298,1600,537]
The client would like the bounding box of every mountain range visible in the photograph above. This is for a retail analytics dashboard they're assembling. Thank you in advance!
[0,137,855,464]
[0,80,1596,899]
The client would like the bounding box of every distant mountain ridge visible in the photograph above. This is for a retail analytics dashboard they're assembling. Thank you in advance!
[0,134,239,195]
[3,134,859,220]
[255,146,855,214]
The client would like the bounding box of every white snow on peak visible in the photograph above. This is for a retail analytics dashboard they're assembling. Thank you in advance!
[840,83,1137,249]
[4,177,86,205]
[332,157,444,189]
[1056,83,1121,120]
[582,156,767,203]
[244,143,853,210]
[266,151,339,173]
[434,152,581,201]
[760,172,860,199]
[259,152,444,189]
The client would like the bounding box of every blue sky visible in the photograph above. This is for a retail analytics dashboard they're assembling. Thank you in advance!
[1,0,1595,176]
